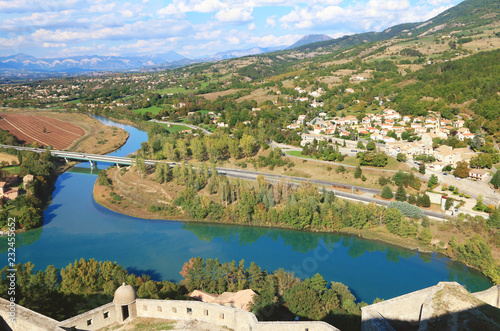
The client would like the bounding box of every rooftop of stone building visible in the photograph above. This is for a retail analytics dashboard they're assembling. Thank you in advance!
[113,282,137,306]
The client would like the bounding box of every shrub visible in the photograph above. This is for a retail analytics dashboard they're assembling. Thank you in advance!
[417,194,431,208]
[354,166,362,179]
[381,185,393,199]
[388,201,424,219]
[336,165,346,173]
[395,185,407,202]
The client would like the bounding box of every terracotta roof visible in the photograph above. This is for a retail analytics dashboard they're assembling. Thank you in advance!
[211,289,257,312]
[188,290,218,303]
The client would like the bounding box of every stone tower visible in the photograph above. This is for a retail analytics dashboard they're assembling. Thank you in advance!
[113,283,137,324]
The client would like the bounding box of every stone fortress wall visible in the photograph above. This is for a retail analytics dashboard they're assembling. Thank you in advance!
[361,282,500,331]
[472,284,500,308]
[2,282,499,331]
[0,283,339,331]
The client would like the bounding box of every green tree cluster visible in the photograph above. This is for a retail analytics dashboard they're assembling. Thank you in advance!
[0,259,184,321]
[358,151,388,167]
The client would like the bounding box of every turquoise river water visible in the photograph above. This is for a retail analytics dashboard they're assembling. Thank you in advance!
[0,118,492,303]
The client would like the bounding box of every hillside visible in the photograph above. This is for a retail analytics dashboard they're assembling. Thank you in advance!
[288,34,333,49]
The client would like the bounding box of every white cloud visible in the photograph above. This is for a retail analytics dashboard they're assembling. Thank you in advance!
[120,9,134,18]
[194,29,222,40]
[0,10,82,32]
[248,33,300,47]
[43,42,66,47]
[423,5,454,20]
[427,0,453,5]
[226,36,240,44]
[0,0,83,13]
[30,19,193,43]
[88,3,116,13]
[158,0,224,18]
[278,0,450,32]
[0,36,26,49]
[266,16,276,27]
[248,22,256,30]
[215,7,253,23]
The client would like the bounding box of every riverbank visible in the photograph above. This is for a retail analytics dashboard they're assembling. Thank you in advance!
[92,166,499,281]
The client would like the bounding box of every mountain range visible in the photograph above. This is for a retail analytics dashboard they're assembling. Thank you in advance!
[0,51,186,74]
[0,0,498,77]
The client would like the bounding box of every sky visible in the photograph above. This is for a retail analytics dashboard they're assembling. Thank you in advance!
[0,0,463,59]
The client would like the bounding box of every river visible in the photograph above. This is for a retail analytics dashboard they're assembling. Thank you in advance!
[0,117,492,304]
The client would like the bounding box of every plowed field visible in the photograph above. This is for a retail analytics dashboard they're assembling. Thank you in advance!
[0,113,85,149]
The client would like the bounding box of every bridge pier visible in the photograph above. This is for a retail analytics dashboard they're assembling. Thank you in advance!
[89,160,94,169]
[64,158,68,163]
[116,163,120,169]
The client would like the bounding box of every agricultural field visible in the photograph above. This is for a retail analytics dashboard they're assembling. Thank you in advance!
[0,113,85,149]
[198,88,239,101]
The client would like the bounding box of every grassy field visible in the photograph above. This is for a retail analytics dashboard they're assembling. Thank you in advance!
[133,106,164,115]
[159,123,192,133]
[1,166,20,174]
[235,87,279,104]
[286,150,314,159]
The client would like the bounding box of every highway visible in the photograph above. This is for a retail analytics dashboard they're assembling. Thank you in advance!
[1,144,448,220]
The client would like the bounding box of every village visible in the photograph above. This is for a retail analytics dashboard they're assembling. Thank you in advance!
[289,106,492,176]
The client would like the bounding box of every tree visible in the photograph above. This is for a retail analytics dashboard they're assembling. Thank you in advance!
[419,227,432,245]
[191,138,206,161]
[428,174,438,189]
[97,170,110,187]
[134,157,146,178]
[395,185,407,202]
[453,161,470,178]
[490,171,500,189]
[397,153,407,162]
[418,194,431,207]
[381,185,393,199]
[445,197,454,210]
[470,129,485,151]
[354,166,362,179]
[366,141,376,150]
[240,134,255,157]
[356,141,365,149]
[488,208,500,229]
[419,163,425,174]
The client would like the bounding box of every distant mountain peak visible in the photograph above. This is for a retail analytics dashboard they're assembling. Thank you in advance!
[0,52,187,74]
[288,34,333,49]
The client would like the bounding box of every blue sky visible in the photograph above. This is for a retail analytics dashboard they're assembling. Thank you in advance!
[0,0,462,59]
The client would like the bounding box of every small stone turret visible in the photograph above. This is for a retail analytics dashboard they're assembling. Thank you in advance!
[114,283,137,323]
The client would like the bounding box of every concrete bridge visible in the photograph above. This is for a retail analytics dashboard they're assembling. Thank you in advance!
[0,144,171,169]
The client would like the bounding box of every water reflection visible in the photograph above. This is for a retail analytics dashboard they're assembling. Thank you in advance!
[0,227,43,254]
[182,222,424,264]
